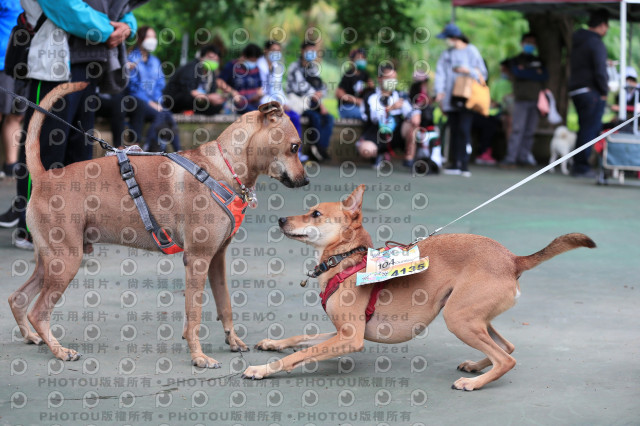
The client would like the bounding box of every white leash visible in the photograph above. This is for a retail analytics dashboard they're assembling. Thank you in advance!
[429,112,640,237]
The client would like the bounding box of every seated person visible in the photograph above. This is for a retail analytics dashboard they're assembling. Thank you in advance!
[127,26,180,152]
[357,65,419,168]
[286,41,334,162]
[611,66,639,118]
[335,48,374,120]
[220,43,263,114]
[257,40,308,162]
[163,44,241,115]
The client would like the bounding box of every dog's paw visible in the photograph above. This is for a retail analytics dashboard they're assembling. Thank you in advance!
[457,360,482,373]
[191,354,222,369]
[254,339,283,352]
[241,365,267,380]
[56,348,82,361]
[225,331,249,352]
[452,377,480,391]
[24,332,43,345]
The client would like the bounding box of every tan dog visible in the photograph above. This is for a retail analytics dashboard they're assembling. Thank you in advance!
[242,185,595,390]
[8,82,308,368]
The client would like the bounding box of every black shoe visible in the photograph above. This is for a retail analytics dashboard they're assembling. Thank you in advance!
[0,202,20,228]
[2,162,19,177]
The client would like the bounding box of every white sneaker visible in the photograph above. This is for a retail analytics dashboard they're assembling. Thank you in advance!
[14,237,34,250]
[461,170,472,178]
[443,167,462,175]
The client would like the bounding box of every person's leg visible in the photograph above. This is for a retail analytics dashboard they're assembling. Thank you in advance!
[164,112,181,152]
[572,91,604,174]
[303,109,323,160]
[285,110,302,138]
[319,112,334,151]
[61,65,96,166]
[458,109,474,172]
[129,97,147,146]
[338,104,363,120]
[10,80,57,240]
[447,111,461,170]
[2,114,23,169]
[517,101,540,164]
[401,119,418,163]
[504,101,527,164]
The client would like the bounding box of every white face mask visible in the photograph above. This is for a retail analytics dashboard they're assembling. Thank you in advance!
[141,37,158,53]
[446,38,456,48]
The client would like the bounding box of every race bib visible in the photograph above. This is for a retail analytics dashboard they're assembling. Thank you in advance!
[356,256,429,286]
[366,246,419,273]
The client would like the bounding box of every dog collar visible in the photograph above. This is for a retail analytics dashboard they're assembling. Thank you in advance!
[300,246,368,287]
[217,142,256,206]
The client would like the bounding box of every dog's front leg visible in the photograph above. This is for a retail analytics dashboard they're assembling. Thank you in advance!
[208,245,249,352]
[184,255,221,368]
[243,326,365,379]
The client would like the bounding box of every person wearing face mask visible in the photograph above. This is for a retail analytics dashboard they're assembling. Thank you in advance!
[219,43,264,114]
[357,65,420,169]
[286,40,334,162]
[163,44,240,116]
[126,26,180,152]
[257,40,308,162]
[434,23,488,177]
[611,66,639,119]
[335,48,374,120]
[499,32,548,168]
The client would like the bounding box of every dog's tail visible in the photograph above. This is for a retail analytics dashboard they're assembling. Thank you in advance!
[26,82,89,179]
[515,233,596,275]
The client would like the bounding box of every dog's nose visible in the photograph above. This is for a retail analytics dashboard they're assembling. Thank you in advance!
[302,176,310,186]
[278,217,287,227]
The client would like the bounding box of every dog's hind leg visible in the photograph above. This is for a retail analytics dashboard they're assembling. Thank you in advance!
[549,151,557,173]
[28,252,84,361]
[184,254,221,368]
[207,245,249,352]
[457,324,514,373]
[8,255,45,345]
[443,295,516,391]
[255,332,337,351]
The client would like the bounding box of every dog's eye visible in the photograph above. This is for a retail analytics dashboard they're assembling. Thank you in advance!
[290,144,299,154]
[311,210,321,218]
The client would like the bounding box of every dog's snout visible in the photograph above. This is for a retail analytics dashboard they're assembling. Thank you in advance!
[302,176,310,186]
[278,217,287,227]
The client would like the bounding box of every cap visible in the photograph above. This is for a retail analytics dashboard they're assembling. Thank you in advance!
[626,66,638,81]
[436,23,463,39]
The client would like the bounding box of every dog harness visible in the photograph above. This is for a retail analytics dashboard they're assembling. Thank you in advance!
[318,255,387,323]
[117,150,247,255]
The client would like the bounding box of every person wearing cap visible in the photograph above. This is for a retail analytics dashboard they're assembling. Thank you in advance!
[335,48,374,120]
[500,32,548,168]
[286,41,334,162]
[434,23,488,177]
[568,8,610,178]
[611,66,639,117]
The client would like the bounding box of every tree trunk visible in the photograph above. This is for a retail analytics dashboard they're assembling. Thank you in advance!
[527,12,574,122]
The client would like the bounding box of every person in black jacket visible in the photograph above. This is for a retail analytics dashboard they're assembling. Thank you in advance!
[163,45,241,115]
[568,9,609,178]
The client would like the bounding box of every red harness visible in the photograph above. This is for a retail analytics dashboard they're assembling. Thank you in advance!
[319,256,385,323]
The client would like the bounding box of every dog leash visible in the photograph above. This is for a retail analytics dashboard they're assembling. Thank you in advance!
[0,85,166,157]
[427,112,640,238]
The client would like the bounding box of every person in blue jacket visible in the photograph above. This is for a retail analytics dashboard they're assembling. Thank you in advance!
[0,0,144,249]
[127,26,180,152]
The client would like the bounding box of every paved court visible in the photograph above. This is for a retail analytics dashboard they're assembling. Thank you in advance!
[0,163,638,425]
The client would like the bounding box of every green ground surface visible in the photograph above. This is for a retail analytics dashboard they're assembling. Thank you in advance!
[0,163,638,425]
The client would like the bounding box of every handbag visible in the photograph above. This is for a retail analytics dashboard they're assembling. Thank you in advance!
[452,75,474,99]
[465,76,491,116]
[537,90,550,116]
[4,12,47,80]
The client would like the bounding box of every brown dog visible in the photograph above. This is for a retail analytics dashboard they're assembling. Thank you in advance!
[8,82,308,368]
[242,185,596,390]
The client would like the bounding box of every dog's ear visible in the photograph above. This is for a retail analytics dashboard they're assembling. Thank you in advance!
[342,184,366,217]
[258,101,284,122]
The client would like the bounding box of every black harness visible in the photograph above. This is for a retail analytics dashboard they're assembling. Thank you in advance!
[116,149,246,254]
